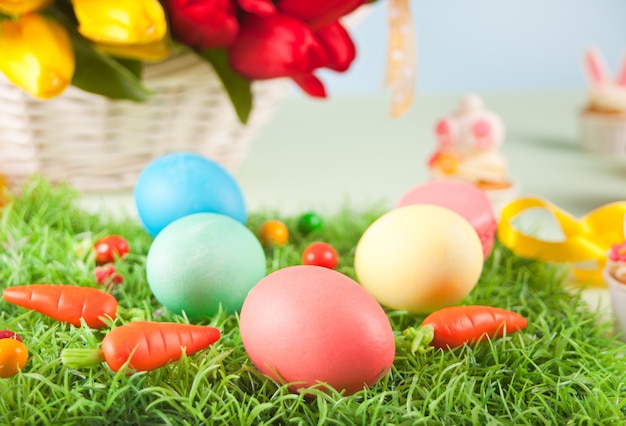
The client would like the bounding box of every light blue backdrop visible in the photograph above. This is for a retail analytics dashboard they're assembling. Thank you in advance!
[317,0,626,96]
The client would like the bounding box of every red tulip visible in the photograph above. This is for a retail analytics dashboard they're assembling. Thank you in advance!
[277,0,366,30]
[290,74,327,98]
[229,13,329,97]
[164,0,239,49]
[314,21,355,72]
[237,0,275,15]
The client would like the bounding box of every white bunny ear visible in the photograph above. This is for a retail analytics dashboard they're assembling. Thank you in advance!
[585,48,607,85]
[616,54,626,87]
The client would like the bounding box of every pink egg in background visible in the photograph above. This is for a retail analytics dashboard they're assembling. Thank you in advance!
[397,180,497,258]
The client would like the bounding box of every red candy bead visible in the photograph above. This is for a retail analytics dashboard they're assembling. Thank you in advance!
[94,235,130,264]
[0,330,22,342]
[302,242,338,269]
[95,265,124,288]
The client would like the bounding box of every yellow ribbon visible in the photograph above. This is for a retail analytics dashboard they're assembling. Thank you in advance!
[497,197,626,285]
[385,0,416,118]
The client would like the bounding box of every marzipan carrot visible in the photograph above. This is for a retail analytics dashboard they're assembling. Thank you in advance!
[2,284,117,329]
[402,305,528,352]
[61,321,221,372]
[422,305,528,349]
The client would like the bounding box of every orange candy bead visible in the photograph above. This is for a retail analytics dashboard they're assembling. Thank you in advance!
[0,173,10,207]
[0,338,28,378]
[258,220,289,247]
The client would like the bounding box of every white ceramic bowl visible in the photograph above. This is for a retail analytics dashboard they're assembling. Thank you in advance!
[603,267,626,342]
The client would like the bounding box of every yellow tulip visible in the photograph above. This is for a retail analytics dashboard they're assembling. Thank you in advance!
[96,40,170,62]
[72,0,167,45]
[0,0,52,16]
[0,14,75,99]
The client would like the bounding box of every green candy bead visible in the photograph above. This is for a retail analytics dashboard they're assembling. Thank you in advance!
[297,212,324,235]
[146,213,267,319]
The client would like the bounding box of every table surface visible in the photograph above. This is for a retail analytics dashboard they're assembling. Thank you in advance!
[237,91,626,217]
[81,90,625,316]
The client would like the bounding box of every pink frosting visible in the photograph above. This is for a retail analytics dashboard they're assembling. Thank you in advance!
[608,242,626,262]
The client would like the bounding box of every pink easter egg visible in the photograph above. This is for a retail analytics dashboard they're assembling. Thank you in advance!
[240,265,395,395]
[397,180,497,257]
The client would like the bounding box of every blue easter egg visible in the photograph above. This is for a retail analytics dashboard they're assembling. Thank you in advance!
[134,152,246,237]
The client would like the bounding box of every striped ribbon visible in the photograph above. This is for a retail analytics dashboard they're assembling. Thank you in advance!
[385,0,416,118]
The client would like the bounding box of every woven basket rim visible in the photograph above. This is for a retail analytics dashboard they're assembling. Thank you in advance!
[0,53,290,193]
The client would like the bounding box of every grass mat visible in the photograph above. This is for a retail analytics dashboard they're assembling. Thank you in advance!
[1,179,625,425]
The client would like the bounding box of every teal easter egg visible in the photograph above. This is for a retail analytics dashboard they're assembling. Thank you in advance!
[146,213,267,318]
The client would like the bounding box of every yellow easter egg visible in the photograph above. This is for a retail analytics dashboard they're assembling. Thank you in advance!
[354,205,484,313]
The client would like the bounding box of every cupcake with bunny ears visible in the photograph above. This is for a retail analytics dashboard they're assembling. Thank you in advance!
[427,93,518,211]
[580,48,626,154]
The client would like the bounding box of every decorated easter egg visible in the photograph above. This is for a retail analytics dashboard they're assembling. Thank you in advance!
[397,180,496,258]
[146,213,266,318]
[355,205,483,314]
[240,265,395,395]
[134,152,246,237]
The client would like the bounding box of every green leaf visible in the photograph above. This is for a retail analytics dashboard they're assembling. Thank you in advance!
[114,58,143,80]
[70,34,152,102]
[198,49,252,124]
[50,0,77,22]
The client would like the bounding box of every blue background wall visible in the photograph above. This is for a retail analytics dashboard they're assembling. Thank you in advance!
[318,0,626,96]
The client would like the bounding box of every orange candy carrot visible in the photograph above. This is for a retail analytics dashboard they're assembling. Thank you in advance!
[101,322,221,372]
[62,321,222,372]
[422,305,528,349]
[2,284,117,329]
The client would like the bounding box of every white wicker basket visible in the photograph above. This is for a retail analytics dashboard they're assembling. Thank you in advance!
[0,53,290,193]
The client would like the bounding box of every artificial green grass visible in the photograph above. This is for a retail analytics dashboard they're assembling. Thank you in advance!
[1,178,625,425]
